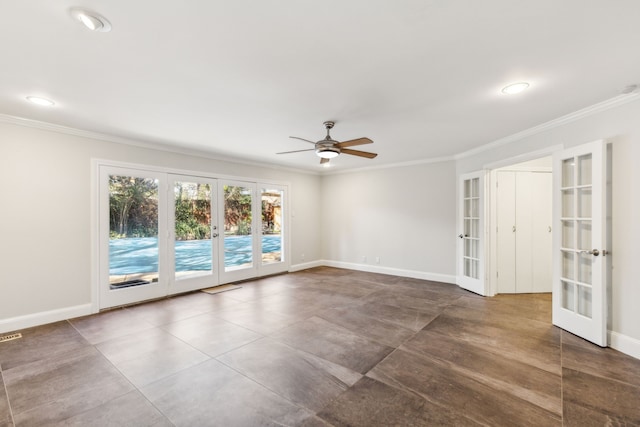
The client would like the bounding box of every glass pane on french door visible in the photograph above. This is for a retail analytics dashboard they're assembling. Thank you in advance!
[109,175,160,289]
[261,187,283,265]
[560,153,593,317]
[174,180,213,281]
[223,183,254,272]
[463,177,480,279]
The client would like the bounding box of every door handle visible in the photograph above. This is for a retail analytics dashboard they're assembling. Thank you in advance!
[458,234,468,239]
[579,249,600,256]
[212,233,219,238]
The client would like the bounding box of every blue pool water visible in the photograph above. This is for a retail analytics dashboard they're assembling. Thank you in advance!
[109,235,281,275]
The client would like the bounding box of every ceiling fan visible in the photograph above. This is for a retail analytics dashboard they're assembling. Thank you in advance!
[277,121,377,165]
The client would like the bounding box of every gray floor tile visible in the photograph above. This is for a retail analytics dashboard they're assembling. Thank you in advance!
[423,309,561,375]
[141,358,313,426]
[271,316,394,374]
[318,376,482,427]
[212,301,299,334]
[69,308,156,345]
[316,306,415,347]
[162,312,262,357]
[562,330,640,387]
[562,367,640,424]
[0,321,89,370]
[218,337,361,412]
[0,374,10,426]
[401,329,562,415]
[353,300,441,331]
[47,390,173,427]
[4,346,134,421]
[368,349,561,426]
[96,327,210,387]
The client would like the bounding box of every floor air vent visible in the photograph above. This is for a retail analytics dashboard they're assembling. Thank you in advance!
[0,333,22,343]
[110,279,151,289]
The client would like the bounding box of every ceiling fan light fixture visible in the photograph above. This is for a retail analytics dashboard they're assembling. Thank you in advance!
[316,147,340,159]
[501,82,530,95]
[70,8,111,32]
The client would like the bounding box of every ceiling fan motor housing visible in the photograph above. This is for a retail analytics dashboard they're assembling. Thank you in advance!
[316,142,340,159]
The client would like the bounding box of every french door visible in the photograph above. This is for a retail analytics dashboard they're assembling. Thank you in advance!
[458,171,486,295]
[100,166,169,308]
[99,165,288,309]
[218,180,257,284]
[169,175,218,294]
[217,181,287,284]
[552,140,608,346]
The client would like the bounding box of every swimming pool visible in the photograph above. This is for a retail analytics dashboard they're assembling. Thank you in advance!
[109,235,281,275]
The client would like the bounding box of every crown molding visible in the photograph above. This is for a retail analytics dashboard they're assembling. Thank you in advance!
[322,155,455,176]
[0,113,319,176]
[455,93,639,160]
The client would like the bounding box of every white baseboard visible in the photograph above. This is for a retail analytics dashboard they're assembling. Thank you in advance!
[321,260,457,284]
[289,260,325,272]
[0,304,94,334]
[608,330,640,360]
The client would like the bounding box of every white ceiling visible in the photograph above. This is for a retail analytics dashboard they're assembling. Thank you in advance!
[1,1,639,172]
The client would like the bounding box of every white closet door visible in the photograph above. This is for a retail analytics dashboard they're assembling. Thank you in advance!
[515,171,534,293]
[496,170,552,294]
[496,171,516,293]
[532,172,552,292]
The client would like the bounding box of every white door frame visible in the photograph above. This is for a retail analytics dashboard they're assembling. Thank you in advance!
[483,146,562,296]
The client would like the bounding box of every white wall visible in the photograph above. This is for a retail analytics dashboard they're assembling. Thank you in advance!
[320,161,457,282]
[0,122,322,326]
[457,98,640,354]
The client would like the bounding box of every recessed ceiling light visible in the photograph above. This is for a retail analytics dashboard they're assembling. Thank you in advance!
[501,82,530,95]
[26,96,55,107]
[69,8,111,32]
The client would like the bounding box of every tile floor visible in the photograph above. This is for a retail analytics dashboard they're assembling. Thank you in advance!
[1,267,639,426]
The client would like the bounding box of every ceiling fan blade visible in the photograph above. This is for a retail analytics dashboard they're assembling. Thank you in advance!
[320,158,330,165]
[340,148,378,159]
[336,137,373,148]
[276,148,315,155]
[289,136,317,145]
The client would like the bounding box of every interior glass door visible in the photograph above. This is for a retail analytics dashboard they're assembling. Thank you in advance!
[169,175,218,293]
[100,166,167,308]
[552,140,608,346]
[458,171,485,295]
